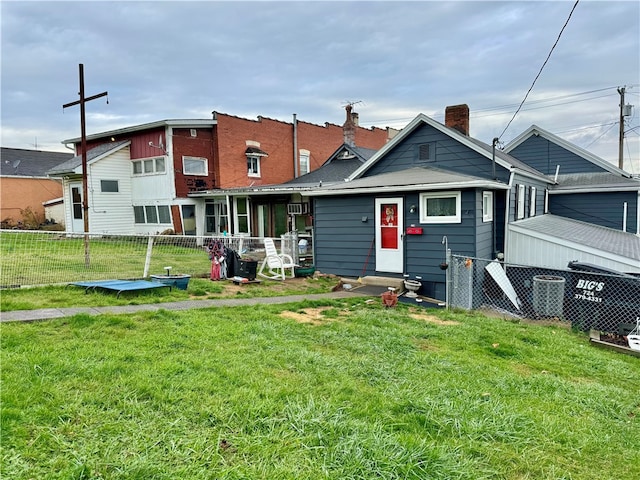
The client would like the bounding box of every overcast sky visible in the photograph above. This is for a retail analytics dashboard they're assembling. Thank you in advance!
[2,0,639,173]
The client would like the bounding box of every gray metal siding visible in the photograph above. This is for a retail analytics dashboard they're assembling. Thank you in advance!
[366,123,511,182]
[509,136,605,175]
[550,191,638,232]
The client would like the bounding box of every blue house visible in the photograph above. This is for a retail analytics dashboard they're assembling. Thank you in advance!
[504,125,639,233]
[309,105,553,299]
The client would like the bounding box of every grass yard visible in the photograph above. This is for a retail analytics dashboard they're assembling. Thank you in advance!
[0,276,338,312]
[1,298,638,479]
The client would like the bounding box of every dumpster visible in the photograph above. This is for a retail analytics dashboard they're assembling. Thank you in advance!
[567,261,640,333]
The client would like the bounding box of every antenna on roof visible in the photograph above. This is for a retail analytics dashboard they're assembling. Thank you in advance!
[342,100,364,109]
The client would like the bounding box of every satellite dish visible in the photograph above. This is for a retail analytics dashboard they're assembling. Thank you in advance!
[12,160,21,169]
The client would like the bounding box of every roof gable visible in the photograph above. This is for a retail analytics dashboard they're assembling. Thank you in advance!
[504,125,631,178]
[47,140,131,176]
[348,114,549,182]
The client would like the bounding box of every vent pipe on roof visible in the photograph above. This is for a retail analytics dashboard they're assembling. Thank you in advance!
[293,114,299,178]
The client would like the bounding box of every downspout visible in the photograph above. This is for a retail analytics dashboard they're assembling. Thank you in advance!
[503,171,515,262]
[293,114,298,179]
[492,138,498,257]
[637,190,640,235]
[623,202,628,233]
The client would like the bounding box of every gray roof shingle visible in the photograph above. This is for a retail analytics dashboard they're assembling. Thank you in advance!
[1,148,73,177]
[512,214,640,261]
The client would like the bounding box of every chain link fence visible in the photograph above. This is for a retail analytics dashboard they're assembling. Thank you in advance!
[0,230,306,288]
[448,254,640,336]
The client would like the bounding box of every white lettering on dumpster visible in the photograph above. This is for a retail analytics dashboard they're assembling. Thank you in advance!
[574,278,604,303]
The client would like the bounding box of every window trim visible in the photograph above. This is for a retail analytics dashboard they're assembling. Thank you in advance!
[529,186,537,217]
[247,155,261,178]
[133,205,172,225]
[419,190,461,224]
[100,179,119,193]
[182,156,208,176]
[482,191,493,222]
[299,149,310,175]
[516,184,525,220]
[132,157,166,176]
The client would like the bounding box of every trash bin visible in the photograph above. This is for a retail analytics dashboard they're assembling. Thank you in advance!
[238,260,258,281]
[532,275,566,317]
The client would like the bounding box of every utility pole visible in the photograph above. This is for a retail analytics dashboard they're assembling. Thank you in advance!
[63,64,108,267]
[617,86,625,170]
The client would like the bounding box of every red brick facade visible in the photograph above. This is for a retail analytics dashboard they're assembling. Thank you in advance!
[212,112,391,189]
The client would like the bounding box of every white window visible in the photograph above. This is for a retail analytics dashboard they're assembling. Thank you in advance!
[529,186,537,217]
[133,205,171,224]
[299,150,310,175]
[132,157,165,175]
[100,180,119,193]
[482,191,493,222]
[516,184,525,220]
[183,156,207,175]
[247,155,260,177]
[234,197,250,233]
[544,189,549,214]
[205,200,229,234]
[419,191,461,224]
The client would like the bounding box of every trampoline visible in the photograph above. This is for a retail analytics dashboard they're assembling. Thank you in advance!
[70,279,171,298]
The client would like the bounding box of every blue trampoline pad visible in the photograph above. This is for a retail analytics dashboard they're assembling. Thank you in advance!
[70,279,171,298]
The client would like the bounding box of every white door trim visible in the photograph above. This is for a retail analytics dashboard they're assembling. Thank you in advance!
[375,197,404,273]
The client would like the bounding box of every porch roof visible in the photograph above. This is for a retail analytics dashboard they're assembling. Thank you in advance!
[308,166,509,196]
[550,172,640,193]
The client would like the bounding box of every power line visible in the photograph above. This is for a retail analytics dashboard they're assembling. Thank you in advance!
[497,0,580,141]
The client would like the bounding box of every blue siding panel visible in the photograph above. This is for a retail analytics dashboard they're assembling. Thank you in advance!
[550,191,638,232]
[366,123,511,183]
[509,136,605,175]
[314,189,485,298]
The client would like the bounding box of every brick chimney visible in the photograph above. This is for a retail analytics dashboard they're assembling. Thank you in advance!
[343,104,356,147]
[445,104,469,135]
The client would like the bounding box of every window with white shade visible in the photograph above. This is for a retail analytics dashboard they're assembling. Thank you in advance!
[183,156,207,175]
[299,150,310,175]
[419,191,461,224]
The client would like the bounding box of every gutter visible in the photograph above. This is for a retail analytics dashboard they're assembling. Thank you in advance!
[309,180,510,197]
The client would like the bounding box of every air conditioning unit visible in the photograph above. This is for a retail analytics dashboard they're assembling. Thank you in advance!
[287,203,303,215]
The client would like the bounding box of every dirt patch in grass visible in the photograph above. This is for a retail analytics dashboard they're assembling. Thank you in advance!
[407,308,460,326]
[280,307,347,326]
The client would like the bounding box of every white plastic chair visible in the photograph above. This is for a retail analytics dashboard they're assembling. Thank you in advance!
[258,238,296,280]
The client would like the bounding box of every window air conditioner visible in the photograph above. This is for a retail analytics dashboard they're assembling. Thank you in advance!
[287,203,303,215]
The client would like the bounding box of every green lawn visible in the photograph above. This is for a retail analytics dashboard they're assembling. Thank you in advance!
[0,276,337,312]
[1,299,638,479]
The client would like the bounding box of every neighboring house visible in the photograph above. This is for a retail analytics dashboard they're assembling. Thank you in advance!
[0,147,73,227]
[307,105,553,300]
[504,125,639,233]
[189,105,392,238]
[48,110,392,235]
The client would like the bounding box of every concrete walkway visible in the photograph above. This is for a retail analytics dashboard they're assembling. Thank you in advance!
[0,291,362,323]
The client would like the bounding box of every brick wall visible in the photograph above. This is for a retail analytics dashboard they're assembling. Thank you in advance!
[172,128,216,197]
[214,112,390,189]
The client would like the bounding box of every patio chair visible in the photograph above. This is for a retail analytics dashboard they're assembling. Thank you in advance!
[258,238,296,280]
